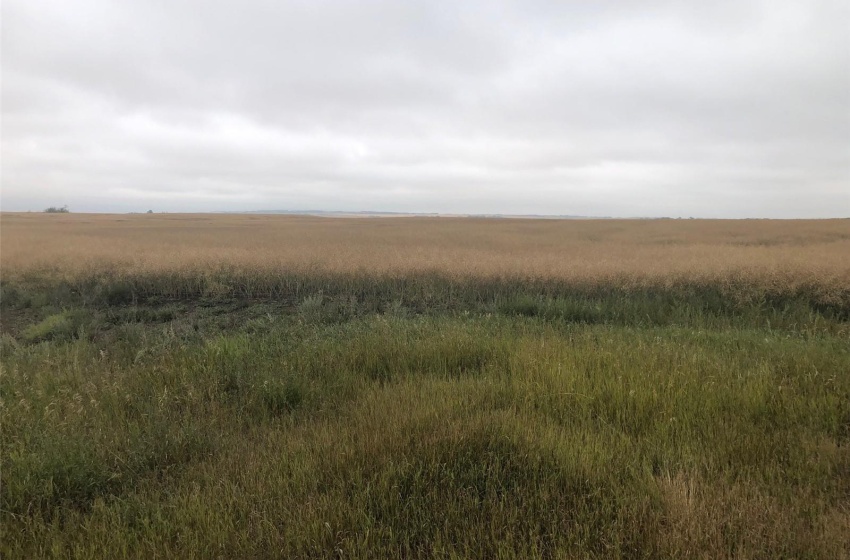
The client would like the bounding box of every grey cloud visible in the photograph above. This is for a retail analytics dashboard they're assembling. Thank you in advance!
[2,0,848,217]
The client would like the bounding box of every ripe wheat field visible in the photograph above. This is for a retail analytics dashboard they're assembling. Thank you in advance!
[3,213,849,287]
[1,213,849,559]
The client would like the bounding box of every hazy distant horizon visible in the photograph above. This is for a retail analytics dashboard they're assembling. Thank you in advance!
[3,207,848,221]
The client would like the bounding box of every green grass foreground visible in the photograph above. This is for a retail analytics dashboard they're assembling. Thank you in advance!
[1,275,849,558]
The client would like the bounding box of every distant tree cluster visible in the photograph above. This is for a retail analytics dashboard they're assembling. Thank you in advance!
[44,206,70,213]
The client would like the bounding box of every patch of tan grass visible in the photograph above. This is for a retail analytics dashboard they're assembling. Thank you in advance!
[2,213,848,300]
[656,471,850,558]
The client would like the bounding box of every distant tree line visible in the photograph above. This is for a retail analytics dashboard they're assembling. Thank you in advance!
[44,206,70,213]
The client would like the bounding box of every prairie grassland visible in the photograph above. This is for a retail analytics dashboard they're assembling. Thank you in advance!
[1,214,849,559]
[3,213,849,289]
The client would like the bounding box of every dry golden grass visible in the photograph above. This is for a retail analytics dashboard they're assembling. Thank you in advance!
[2,212,848,296]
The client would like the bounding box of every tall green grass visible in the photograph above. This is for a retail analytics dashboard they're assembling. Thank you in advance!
[2,268,848,335]
[3,274,849,559]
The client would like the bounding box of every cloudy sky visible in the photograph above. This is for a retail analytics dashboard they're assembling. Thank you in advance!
[2,0,848,217]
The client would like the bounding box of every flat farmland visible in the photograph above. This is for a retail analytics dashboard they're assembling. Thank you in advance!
[2,214,849,558]
[3,213,849,286]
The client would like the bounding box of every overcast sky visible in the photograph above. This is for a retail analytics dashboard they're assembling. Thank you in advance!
[2,0,848,217]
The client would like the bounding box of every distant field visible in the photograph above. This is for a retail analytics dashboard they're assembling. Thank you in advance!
[1,214,848,558]
[3,213,849,285]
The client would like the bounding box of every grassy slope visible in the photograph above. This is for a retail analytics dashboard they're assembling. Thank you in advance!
[2,277,849,559]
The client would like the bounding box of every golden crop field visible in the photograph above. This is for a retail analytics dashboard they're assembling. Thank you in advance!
[3,213,849,290]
